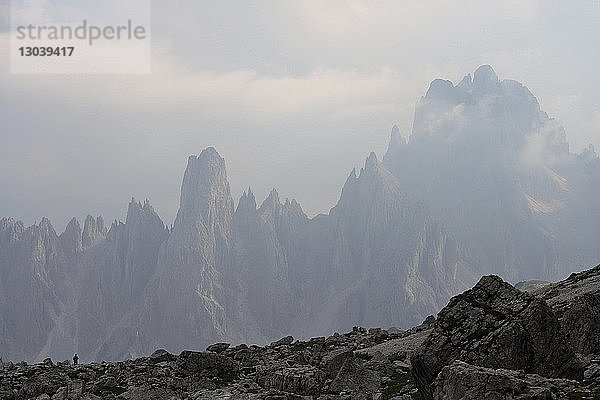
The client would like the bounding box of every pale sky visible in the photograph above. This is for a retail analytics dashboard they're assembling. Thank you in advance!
[1,0,599,231]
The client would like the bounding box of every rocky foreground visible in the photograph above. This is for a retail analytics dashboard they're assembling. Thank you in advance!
[2,265,600,400]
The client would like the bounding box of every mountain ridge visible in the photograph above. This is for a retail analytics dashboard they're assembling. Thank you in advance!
[0,66,598,364]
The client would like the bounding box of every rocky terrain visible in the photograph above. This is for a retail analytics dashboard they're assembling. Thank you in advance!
[3,264,600,400]
[1,65,599,364]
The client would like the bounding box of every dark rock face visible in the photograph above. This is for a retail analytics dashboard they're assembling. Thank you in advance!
[433,360,581,400]
[411,275,583,399]
[148,348,174,363]
[175,350,239,379]
[537,265,600,355]
[256,365,326,396]
[205,342,230,354]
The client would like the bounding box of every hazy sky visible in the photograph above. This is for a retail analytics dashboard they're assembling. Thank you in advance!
[1,0,599,231]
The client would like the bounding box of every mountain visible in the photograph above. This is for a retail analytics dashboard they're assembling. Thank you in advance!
[0,217,71,361]
[0,148,474,363]
[384,65,600,281]
[0,66,598,364]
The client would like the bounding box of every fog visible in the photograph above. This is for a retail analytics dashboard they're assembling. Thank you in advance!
[1,0,599,230]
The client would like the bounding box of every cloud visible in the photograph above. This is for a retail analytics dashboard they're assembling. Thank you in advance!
[0,0,599,230]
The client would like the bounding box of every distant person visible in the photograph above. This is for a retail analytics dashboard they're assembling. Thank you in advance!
[73,353,79,365]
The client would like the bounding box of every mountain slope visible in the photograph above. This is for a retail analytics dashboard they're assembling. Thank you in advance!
[0,66,598,363]
[384,65,600,281]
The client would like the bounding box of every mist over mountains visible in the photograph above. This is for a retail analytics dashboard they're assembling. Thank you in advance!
[1,66,598,363]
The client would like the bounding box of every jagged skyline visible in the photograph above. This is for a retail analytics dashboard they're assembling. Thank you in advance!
[1,66,598,364]
[2,1,600,229]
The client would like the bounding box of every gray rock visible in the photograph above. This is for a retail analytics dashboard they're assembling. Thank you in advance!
[537,265,600,355]
[176,350,239,379]
[270,336,294,347]
[411,275,583,399]
[149,349,175,363]
[206,342,230,354]
[433,360,583,400]
[117,387,176,400]
[329,358,380,397]
[256,364,326,395]
[320,348,354,378]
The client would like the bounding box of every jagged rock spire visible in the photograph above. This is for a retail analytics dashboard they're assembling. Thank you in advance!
[173,147,233,234]
[82,215,106,249]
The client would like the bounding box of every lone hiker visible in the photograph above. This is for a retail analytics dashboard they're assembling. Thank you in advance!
[73,353,79,365]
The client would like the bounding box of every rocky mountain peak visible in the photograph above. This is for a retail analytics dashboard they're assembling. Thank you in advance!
[364,151,379,170]
[580,143,598,162]
[256,189,306,219]
[126,198,157,225]
[0,217,25,242]
[30,218,59,248]
[387,125,406,153]
[336,168,360,206]
[360,152,399,189]
[336,153,401,214]
[64,217,80,233]
[82,215,106,249]
[38,217,53,232]
[424,78,470,105]
[473,64,499,96]
[259,188,280,212]
[425,79,456,100]
[235,188,257,216]
[456,73,472,91]
[59,217,82,256]
[123,198,166,241]
[174,147,233,234]
[346,167,358,183]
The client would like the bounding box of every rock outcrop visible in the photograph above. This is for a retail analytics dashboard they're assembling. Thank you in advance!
[433,360,583,400]
[537,265,600,355]
[411,275,583,399]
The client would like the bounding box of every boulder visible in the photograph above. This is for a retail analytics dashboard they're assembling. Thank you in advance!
[411,275,583,399]
[176,351,239,380]
[433,360,582,400]
[149,348,176,364]
[329,358,380,397]
[205,342,230,354]
[319,348,354,378]
[256,364,325,395]
[270,336,294,347]
[537,265,600,354]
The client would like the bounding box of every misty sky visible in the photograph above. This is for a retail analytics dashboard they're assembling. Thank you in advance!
[1,0,599,231]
